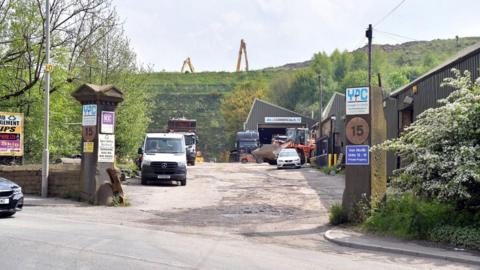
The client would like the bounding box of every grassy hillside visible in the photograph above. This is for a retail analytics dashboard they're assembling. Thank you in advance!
[143,70,292,94]
[266,36,480,71]
[142,37,480,160]
[373,36,480,67]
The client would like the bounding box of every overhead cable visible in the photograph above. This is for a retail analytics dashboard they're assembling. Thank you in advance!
[374,0,407,27]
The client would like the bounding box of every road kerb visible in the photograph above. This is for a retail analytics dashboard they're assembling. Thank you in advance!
[324,229,480,266]
[23,196,85,207]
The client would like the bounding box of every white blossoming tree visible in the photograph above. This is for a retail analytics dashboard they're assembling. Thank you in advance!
[375,70,480,209]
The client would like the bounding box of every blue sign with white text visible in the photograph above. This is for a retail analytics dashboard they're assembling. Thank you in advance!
[82,104,97,126]
[346,145,369,165]
[346,87,369,115]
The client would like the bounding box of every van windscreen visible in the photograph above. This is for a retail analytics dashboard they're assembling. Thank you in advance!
[145,138,185,154]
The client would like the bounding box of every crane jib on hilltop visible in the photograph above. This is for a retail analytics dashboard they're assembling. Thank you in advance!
[236,39,249,72]
[181,57,195,73]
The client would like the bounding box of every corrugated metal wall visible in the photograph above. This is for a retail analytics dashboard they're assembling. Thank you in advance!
[384,98,398,176]
[386,48,480,175]
[321,93,346,148]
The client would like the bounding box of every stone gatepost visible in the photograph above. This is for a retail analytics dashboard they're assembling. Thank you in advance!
[343,86,387,212]
[71,84,123,205]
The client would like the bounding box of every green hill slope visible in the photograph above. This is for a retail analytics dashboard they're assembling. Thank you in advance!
[142,37,480,160]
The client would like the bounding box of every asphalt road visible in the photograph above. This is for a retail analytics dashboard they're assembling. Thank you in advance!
[0,163,474,269]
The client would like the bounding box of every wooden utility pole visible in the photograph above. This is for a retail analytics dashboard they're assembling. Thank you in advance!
[366,24,373,89]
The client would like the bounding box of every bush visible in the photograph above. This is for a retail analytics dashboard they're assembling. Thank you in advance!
[364,193,454,239]
[349,193,371,224]
[430,225,480,251]
[329,203,348,225]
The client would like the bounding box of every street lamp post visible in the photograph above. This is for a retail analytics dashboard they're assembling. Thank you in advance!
[41,0,51,197]
[330,115,336,157]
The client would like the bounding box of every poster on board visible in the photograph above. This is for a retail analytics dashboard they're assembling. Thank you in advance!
[98,134,115,163]
[101,111,115,134]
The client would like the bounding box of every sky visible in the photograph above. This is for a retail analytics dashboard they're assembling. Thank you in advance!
[113,0,480,72]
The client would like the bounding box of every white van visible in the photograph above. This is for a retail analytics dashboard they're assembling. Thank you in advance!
[139,133,187,186]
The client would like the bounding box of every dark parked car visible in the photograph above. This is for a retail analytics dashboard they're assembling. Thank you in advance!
[0,177,23,217]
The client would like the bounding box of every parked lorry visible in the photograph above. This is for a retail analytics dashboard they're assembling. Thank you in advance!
[229,130,260,163]
[167,118,198,166]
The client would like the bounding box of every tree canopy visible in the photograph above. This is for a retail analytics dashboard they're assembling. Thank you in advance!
[0,0,151,162]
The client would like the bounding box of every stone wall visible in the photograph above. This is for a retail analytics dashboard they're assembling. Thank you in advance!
[0,164,81,198]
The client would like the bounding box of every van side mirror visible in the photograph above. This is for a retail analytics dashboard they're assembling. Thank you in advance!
[138,147,144,154]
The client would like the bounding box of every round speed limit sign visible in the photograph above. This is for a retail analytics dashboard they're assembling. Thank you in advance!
[346,117,369,144]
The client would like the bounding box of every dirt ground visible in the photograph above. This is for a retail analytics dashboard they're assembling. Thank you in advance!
[124,162,345,248]
[30,162,345,250]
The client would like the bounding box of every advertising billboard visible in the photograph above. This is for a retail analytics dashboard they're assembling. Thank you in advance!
[0,112,24,156]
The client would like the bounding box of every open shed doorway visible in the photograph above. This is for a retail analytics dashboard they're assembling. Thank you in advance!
[258,127,286,145]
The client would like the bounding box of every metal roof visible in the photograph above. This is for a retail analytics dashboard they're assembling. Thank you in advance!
[244,98,316,130]
[248,98,313,119]
[321,92,345,121]
[390,41,480,97]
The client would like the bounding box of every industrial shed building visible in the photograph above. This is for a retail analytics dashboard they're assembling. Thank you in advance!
[320,92,346,147]
[310,92,347,166]
[244,98,316,144]
[385,42,480,175]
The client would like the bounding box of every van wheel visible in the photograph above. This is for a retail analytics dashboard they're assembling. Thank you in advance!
[191,160,195,166]
[141,177,148,185]
[180,179,187,186]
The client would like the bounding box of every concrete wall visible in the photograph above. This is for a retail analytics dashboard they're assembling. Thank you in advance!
[0,164,81,198]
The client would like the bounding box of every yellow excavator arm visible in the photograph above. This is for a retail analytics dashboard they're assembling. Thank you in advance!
[236,39,249,72]
[181,57,195,73]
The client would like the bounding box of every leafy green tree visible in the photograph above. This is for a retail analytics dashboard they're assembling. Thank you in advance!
[311,51,333,79]
[290,70,318,113]
[351,50,368,71]
[372,47,388,74]
[268,75,293,109]
[331,49,352,82]
[386,71,410,91]
[341,70,368,89]
[0,0,148,162]
[422,51,438,68]
[220,80,268,146]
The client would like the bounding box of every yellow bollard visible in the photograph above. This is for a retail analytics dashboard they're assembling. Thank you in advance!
[333,153,337,167]
[328,154,332,168]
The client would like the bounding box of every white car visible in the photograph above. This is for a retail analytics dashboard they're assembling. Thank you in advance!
[277,149,301,169]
